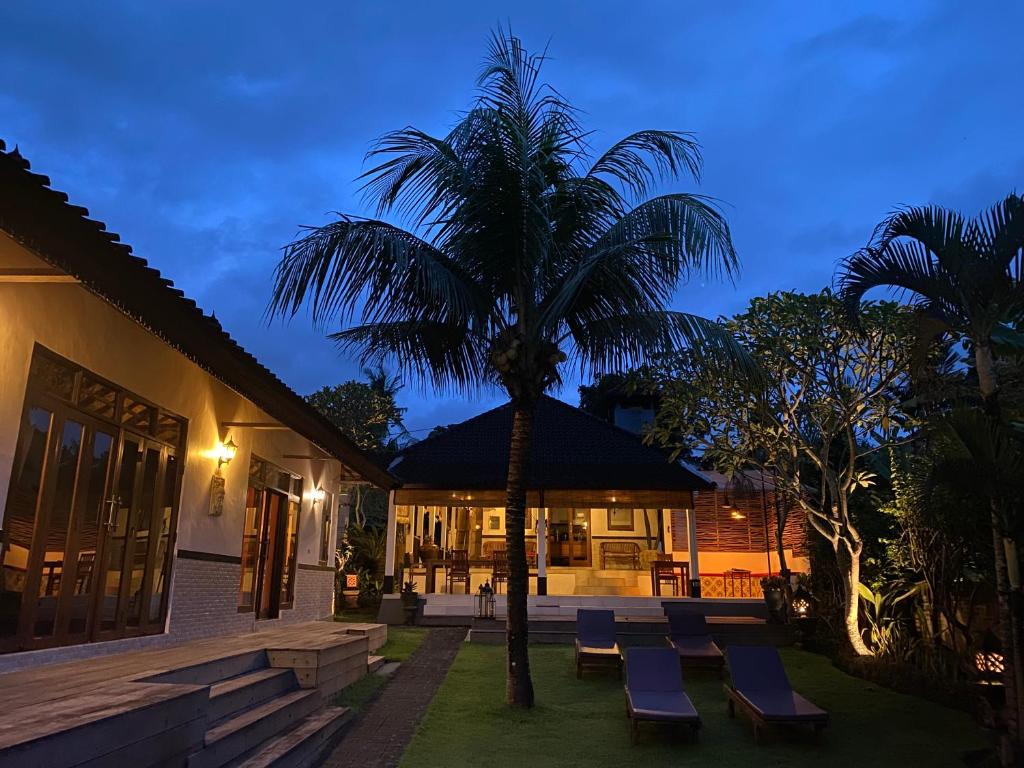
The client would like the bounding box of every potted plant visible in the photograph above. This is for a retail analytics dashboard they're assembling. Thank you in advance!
[760,575,788,623]
[400,581,419,624]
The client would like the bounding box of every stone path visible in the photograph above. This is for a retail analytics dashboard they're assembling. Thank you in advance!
[322,627,465,768]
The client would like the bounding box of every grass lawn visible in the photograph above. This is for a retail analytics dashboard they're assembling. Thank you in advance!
[400,644,989,768]
[332,626,428,713]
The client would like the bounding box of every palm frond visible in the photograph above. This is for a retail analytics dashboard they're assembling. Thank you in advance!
[588,130,702,200]
[539,194,737,334]
[331,321,491,395]
[269,217,483,328]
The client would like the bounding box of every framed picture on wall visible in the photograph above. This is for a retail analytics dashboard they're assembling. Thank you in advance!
[488,514,501,531]
[607,508,634,531]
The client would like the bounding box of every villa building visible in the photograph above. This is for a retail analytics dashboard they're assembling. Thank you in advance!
[0,142,395,667]
[382,396,808,603]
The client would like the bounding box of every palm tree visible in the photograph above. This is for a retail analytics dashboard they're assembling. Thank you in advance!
[837,194,1024,754]
[270,31,748,707]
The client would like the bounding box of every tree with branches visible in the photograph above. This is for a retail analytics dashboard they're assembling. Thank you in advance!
[269,30,749,706]
[647,290,916,655]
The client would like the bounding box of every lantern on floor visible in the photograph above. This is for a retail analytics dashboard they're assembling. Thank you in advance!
[792,584,813,618]
[476,580,495,619]
[976,632,1005,684]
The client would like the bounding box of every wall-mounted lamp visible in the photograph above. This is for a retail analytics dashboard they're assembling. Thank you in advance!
[312,485,326,506]
[216,438,238,467]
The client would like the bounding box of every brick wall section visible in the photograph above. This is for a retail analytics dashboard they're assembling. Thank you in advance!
[165,556,255,641]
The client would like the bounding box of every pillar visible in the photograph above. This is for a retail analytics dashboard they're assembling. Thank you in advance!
[686,507,701,598]
[537,507,548,596]
[383,489,398,594]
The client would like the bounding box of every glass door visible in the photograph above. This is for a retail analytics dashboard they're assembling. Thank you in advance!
[548,509,591,566]
[0,403,117,650]
[94,435,177,640]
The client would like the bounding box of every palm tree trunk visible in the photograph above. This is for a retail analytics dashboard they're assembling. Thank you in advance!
[975,343,1024,763]
[504,402,536,707]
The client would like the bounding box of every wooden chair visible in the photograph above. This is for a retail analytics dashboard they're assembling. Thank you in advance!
[652,560,681,596]
[447,549,471,594]
[491,549,509,594]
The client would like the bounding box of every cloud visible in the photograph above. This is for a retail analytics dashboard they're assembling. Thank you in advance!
[2,0,1022,431]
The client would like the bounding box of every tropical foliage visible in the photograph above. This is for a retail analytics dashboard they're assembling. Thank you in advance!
[306,366,408,456]
[270,30,746,706]
[645,290,917,655]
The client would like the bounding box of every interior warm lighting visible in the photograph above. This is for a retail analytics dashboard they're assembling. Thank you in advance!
[216,438,237,467]
[793,598,810,616]
[313,485,326,505]
[730,510,745,520]
[611,496,617,503]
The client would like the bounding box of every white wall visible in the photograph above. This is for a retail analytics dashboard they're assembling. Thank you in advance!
[0,233,341,567]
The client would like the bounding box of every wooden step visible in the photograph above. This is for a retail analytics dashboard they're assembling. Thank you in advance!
[208,668,297,724]
[188,689,320,768]
[229,707,350,768]
[144,651,270,686]
[367,655,385,673]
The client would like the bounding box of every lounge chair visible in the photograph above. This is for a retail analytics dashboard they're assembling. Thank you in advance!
[624,647,701,744]
[724,646,829,743]
[665,609,725,675]
[575,609,622,679]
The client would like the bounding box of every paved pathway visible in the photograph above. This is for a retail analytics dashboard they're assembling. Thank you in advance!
[323,627,465,768]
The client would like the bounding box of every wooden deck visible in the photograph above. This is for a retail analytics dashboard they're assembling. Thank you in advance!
[0,620,387,768]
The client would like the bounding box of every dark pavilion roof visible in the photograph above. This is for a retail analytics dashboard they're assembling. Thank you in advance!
[0,140,396,489]
[389,395,711,491]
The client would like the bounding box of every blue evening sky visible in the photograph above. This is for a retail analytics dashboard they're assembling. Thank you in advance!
[3,2,1021,436]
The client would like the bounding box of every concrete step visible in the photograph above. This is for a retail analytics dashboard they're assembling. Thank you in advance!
[208,668,297,724]
[189,689,321,768]
[367,655,385,673]
[228,707,351,768]
[145,650,270,686]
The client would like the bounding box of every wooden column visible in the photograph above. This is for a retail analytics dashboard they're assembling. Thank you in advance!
[383,490,398,594]
[537,506,548,596]
[686,507,701,598]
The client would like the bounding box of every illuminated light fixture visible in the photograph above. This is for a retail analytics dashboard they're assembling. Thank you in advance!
[313,485,326,505]
[611,496,617,503]
[976,651,1005,676]
[345,573,359,589]
[216,438,238,467]
[721,492,735,510]
[792,584,813,618]
[730,510,746,520]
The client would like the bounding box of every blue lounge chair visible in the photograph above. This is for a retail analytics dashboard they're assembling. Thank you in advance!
[725,646,829,743]
[575,609,622,679]
[624,647,701,744]
[666,610,725,675]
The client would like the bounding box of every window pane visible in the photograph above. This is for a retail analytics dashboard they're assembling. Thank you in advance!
[148,453,176,624]
[154,413,182,446]
[121,397,154,432]
[100,437,141,631]
[238,486,262,608]
[78,376,117,420]
[34,419,84,638]
[30,354,75,401]
[126,446,160,627]
[68,429,114,635]
[0,407,53,638]
[280,501,299,605]
[319,493,333,566]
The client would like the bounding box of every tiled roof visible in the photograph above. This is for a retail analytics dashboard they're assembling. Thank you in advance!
[0,140,397,489]
[390,395,711,491]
